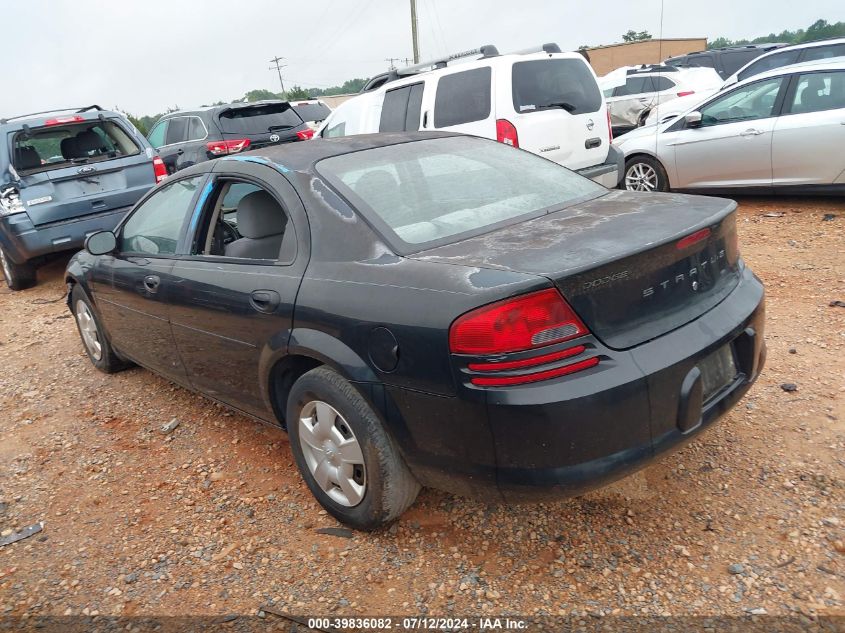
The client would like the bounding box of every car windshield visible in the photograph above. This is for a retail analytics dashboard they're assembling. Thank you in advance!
[217,103,303,134]
[12,120,141,175]
[317,136,605,251]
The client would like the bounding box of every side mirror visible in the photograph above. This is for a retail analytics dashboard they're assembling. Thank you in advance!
[85,230,117,256]
[685,111,703,128]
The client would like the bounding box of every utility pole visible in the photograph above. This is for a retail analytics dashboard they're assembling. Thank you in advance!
[385,57,400,70]
[410,0,419,63]
[268,56,286,98]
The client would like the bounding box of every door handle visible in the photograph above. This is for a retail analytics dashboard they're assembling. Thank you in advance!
[143,275,160,293]
[249,289,281,314]
[740,128,765,137]
[176,149,184,155]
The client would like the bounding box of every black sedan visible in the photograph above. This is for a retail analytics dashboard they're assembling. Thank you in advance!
[65,132,766,530]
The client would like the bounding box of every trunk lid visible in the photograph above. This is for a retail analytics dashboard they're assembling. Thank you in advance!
[216,102,307,149]
[409,190,742,350]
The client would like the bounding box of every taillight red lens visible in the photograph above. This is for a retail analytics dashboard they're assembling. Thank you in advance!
[206,139,251,156]
[296,128,315,140]
[496,119,519,148]
[471,356,599,387]
[152,156,168,184]
[449,289,588,355]
[45,115,85,126]
[676,228,711,250]
[676,90,695,97]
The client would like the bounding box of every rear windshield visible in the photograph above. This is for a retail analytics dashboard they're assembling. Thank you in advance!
[293,103,331,123]
[12,120,141,175]
[512,59,602,114]
[317,136,604,252]
[217,103,303,135]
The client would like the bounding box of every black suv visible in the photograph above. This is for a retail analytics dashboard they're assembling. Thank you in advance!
[665,43,787,79]
[147,101,313,174]
[0,106,164,290]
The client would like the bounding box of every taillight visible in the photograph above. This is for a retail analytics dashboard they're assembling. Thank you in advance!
[676,228,711,250]
[45,115,84,126]
[606,106,613,143]
[496,119,519,148]
[449,288,588,355]
[296,128,315,141]
[152,156,167,184]
[206,139,251,156]
[470,357,599,387]
[676,90,695,97]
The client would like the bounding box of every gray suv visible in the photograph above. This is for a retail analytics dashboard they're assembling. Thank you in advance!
[0,106,165,290]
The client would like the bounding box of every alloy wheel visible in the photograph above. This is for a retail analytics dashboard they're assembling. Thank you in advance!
[75,300,103,361]
[298,400,366,507]
[625,162,658,192]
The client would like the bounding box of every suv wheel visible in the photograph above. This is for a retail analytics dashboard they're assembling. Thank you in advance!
[71,285,132,373]
[624,156,669,192]
[287,366,420,530]
[0,246,36,290]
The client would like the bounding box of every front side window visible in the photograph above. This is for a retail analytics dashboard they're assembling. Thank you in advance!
[614,76,654,97]
[147,120,167,148]
[12,120,142,175]
[434,67,491,127]
[512,59,602,114]
[119,176,203,255]
[317,136,604,251]
[737,50,800,82]
[699,77,783,126]
[787,71,845,114]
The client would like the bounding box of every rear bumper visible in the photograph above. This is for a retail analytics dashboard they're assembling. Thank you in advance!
[390,266,765,502]
[576,145,624,188]
[0,207,130,264]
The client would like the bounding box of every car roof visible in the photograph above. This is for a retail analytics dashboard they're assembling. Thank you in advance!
[668,43,786,58]
[747,56,845,83]
[729,37,845,78]
[0,106,123,129]
[229,131,460,173]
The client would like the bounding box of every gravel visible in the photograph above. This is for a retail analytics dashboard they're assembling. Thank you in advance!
[0,197,843,619]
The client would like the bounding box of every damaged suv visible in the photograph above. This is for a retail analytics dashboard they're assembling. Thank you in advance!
[0,106,164,290]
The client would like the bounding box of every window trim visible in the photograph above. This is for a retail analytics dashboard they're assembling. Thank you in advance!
[114,173,207,259]
[151,115,209,150]
[178,174,297,266]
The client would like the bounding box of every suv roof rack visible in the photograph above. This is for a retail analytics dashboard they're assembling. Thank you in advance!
[0,105,104,125]
[360,43,564,92]
[627,64,679,74]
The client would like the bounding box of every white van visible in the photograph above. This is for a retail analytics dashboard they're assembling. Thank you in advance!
[316,44,622,188]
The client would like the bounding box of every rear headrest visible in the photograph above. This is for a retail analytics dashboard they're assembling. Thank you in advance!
[60,137,78,159]
[354,169,399,202]
[74,129,105,154]
[806,75,826,93]
[14,146,42,170]
[236,190,286,239]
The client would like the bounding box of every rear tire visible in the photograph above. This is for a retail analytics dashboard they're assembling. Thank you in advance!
[0,246,36,291]
[624,156,670,192]
[71,284,132,374]
[287,366,420,531]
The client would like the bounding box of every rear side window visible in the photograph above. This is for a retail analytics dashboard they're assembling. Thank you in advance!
[380,83,424,132]
[614,76,655,97]
[434,67,491,127]
[787,71,845,114]
[217,103,303,135]
[187,117,207,141]
[737,50,800,82]
[513,59,602,114]
[12,120,142,175]
[654,76,675,91]
[802,43,845,62]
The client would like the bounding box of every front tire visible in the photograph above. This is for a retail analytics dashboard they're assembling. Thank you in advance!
[0,246,36,291]
[287,366,420,530]
[71,284,131,373]
[624,156,669,192]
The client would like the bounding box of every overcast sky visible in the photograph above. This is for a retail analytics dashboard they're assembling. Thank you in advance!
[2,0,843,117]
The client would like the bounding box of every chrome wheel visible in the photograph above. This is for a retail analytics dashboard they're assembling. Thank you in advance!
[625,162,659,191]
[75,299,102,361]
[0,247,11,282]
[298,400,366,507]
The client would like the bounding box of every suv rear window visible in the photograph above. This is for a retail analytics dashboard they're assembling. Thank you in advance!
[12,120,141,175]
[217,103,303,135]
[292,102,331,123]
[434,67,492,127]
[512,59,602,114]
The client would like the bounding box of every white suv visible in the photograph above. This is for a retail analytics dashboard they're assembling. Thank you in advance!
[316,44,622,188]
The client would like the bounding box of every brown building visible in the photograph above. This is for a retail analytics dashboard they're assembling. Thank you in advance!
[584,38,708,76]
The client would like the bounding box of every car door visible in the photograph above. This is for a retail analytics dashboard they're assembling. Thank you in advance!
[94,174,206,382]
[672,76,786,189]
[772,70,845,186]
[166,161,309,419]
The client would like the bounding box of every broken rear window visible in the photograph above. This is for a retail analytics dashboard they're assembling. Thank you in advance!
[12,120,142,174]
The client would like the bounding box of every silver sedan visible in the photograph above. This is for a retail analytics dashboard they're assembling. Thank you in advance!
[613,58,845,194]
